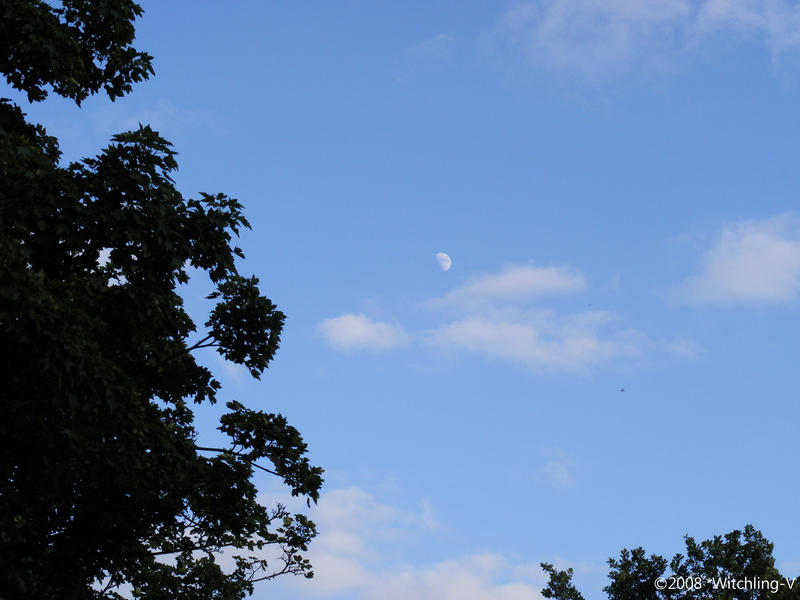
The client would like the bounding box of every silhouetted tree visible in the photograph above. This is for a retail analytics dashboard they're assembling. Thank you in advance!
[541,526,800,600]
[0,2,322,598]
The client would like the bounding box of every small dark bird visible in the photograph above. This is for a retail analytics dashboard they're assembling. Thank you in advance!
[620,387,625,392]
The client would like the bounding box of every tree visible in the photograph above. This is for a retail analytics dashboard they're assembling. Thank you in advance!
[0,2,323,598]
[541,525,800,600]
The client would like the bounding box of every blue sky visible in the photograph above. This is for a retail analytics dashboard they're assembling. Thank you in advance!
[13,1,800,598]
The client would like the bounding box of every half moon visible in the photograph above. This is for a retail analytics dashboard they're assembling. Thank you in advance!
[436,252,452,272]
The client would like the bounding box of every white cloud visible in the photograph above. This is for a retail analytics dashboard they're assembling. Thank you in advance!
[313,487,437,548]
[426,265,586,311]
[497,0,800,81]
[426,310,641,373]
[266,487,547,600]
[319,313,409,351]
[673,215,800,305]
[321,263,696,372]
[358,555,546,600]
[284,487,435,596]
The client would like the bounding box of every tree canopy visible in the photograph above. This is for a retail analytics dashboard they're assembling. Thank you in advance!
[0,2,323,598]
[542,525,800,600]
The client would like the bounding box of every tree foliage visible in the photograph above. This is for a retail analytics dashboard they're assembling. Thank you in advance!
[541,526,800,600]
[0,2,323,598]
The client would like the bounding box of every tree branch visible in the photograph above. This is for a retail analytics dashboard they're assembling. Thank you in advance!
[195,446,280,478]
[163,334,217,363]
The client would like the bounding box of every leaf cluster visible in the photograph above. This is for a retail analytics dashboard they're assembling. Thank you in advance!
[1,0,154,103]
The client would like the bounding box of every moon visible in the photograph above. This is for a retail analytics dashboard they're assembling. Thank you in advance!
[436,252,451,272]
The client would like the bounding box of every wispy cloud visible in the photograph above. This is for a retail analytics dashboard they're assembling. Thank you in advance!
[269,486,547,600]
[394,33,457,82]
[319,313,410,351]
[423,265,643,372]
[358,555,546,600]
[661,337,704,358]
[672,214,800,305]
[396,33,457,81]
[426,264,586,311]
[405,33,456,64]
[499,0,690,80]
[496,0,800,81]
[425,310,641,373]
[321,262,697,372]
[541,448,576,488]
[102,99,215,136]
[693,0,800,52]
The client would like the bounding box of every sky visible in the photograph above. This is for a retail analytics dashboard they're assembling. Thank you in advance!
[11,1,800,598]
